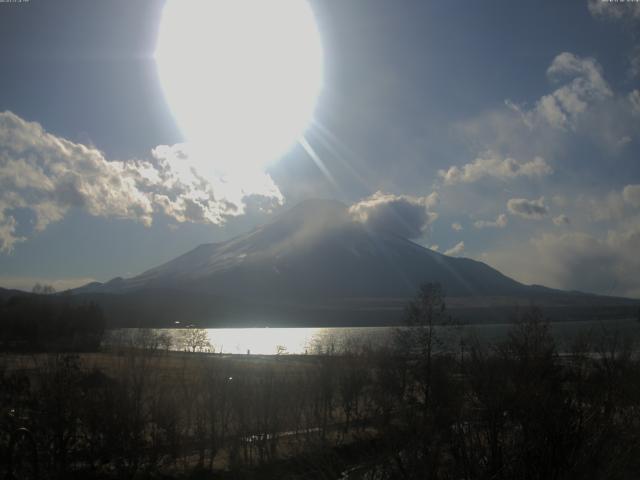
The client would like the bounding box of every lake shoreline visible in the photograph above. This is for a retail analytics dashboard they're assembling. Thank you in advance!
[103,317,640,356]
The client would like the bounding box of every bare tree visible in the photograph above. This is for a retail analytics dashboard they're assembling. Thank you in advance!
[395,283,447,415]
[31,283,56,295]
[179,328,212,353]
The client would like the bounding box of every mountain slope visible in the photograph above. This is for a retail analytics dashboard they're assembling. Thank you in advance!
[71,199,639,327]
[77,199,533,299]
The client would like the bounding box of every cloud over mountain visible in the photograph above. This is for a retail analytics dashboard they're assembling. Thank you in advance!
[349,191,438,239]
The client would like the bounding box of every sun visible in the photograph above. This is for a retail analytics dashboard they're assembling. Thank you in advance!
[155,0,323,174]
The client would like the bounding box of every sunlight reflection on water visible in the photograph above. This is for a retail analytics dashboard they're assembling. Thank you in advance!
[105,318,640,355]
[198,327,389,355]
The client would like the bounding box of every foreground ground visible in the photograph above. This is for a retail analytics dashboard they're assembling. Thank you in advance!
[3,306,640,479]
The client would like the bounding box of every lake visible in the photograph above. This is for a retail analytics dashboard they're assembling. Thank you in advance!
[104,317,640,355]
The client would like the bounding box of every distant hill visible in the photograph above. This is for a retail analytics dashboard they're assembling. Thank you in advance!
[0,287,30,301]
[70,199,639,327]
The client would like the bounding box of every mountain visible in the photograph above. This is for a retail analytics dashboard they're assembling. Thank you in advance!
[71,199,639,327]
[77,199,530,298]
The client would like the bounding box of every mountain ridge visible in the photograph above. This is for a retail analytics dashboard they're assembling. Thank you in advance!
[66,199,639,327]
[74,199,532,298]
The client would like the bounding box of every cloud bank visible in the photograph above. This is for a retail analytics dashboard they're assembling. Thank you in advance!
[439,153,552,185]
[486,221,640,298]
[588,0,640,21]
[579,184,640,221]
[349,191,439,239]
[483,183,640,298]
[623,184,640,208]
[441,46,640,297]
[0,111,283,252]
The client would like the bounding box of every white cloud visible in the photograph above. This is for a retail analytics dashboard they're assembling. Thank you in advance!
[451,222,463,231]
[0,111,152,251]
[578,184,640,222]
[425,191,440,208]
[444,241,465,256]
[349,191,438,239]
[588,0,640,21]
[630,90,640,117]
[438,153,552,185]
[459,51,639,168]
[143,143,284,224]
[0,214,22,253]
[623,184,640,208]
[430,244,439,251]
[584,191,626,221]
[0,111,284,252]
[552,214,570,226]
[507,197,548,219]
[515,52,613,131]
[474,213,508,229]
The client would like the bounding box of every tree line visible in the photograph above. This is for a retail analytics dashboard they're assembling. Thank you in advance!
[1,284,640,479]
[0,291,105,351]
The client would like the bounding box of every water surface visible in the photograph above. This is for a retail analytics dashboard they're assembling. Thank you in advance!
[105,318,640,355]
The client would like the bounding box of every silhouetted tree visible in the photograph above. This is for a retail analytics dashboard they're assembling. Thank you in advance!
[395,283,448,417]
[0,295,105,351]
[32,283,56,295]
[179,328,211,353]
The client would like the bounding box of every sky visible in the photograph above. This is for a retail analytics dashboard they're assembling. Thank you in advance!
[1,0,640,297]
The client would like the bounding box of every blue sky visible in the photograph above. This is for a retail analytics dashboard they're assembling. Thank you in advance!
[1,0,640,297]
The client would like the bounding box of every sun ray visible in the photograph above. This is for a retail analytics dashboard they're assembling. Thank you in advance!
[299,135,339,189]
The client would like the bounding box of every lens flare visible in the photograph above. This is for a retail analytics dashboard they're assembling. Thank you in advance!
[155,0,323,175]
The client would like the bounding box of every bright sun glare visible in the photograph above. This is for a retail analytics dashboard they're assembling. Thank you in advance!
[155,0,323,173]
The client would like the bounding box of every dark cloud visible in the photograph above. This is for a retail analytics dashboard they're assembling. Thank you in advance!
[349,191,438,239]
[507,197,548,219]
